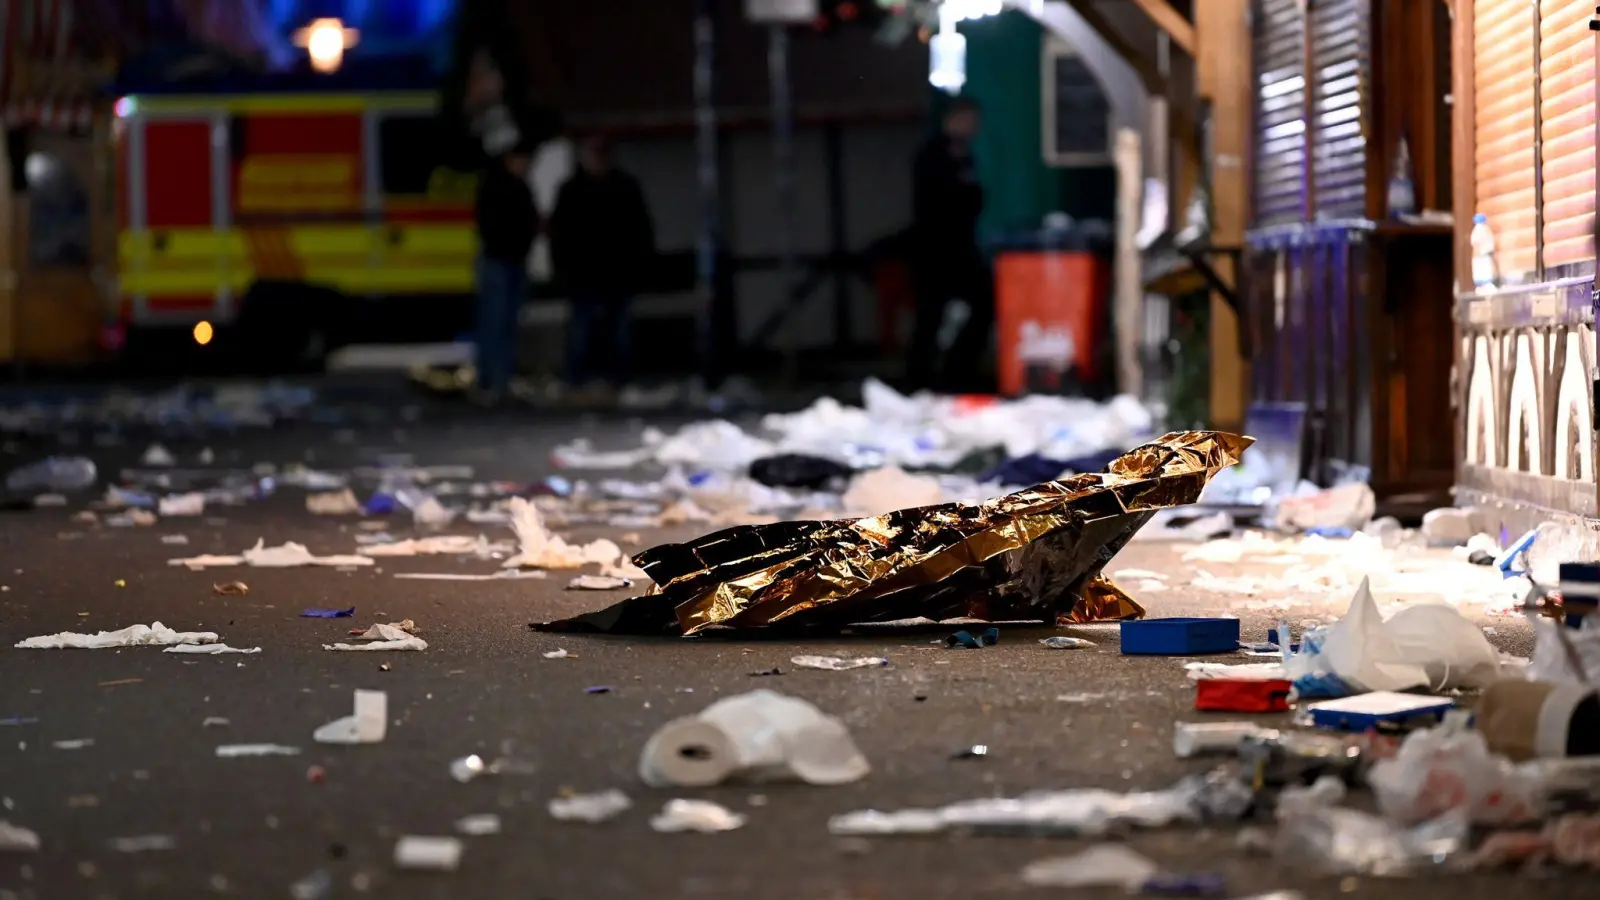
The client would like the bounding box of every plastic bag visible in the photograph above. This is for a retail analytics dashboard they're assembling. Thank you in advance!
[1275,805,1469,876]
[1367,718,1541,826]
[1287,578,1501,695]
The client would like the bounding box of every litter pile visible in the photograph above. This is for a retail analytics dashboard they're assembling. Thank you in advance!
[535,431,1251,636]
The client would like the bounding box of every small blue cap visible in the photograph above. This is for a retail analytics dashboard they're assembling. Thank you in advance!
[1473,213,1488,224]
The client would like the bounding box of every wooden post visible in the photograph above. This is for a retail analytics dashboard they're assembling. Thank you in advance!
[0,134,14,364]
[1449,0,1475,294]
[1195,0,1252,431]
[1114,128,1143,397]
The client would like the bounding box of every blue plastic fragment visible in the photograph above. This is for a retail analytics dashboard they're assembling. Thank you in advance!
[585,685,614,694]
[980,627,999,646]
[301,607,355,619]
[365,492,397,515]
[1120,618,1241,655]
[1141,873,1227,896]
[1495,529,1538,579]
[945,630,982,649]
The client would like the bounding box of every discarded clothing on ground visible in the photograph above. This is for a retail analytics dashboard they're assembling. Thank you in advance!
[533,431,1250,636]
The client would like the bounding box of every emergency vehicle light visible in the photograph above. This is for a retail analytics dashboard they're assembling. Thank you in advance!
[294,18,361,74]
[113,97,137,118]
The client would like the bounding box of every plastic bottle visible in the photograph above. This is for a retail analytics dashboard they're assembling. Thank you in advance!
[1386,137,1416,219]
[1470,214,1500,290]
[5,456,97,493]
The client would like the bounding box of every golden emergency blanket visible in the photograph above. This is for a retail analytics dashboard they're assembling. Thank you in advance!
[534,431,1251,636]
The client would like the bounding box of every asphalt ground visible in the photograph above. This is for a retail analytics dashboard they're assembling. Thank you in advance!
[0,401,1588,900]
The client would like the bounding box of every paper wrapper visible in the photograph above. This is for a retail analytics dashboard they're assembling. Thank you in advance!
[534,431,1251,636]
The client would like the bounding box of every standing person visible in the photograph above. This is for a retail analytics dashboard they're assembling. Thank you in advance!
[550,134,655,394]
[471,144,538,405]
[906,96,991,391]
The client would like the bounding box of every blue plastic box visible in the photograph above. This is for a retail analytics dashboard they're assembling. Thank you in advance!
[1306,692,1455,731]
[1119,617,1241,655]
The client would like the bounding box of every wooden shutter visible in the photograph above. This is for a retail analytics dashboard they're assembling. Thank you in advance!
[1539,0,1596,269]
[1307,0,1370,219]
[1474,0,1538,282]
[1253,0,1308,225]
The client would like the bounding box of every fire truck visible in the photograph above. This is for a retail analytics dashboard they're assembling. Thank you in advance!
[110,70,483,365]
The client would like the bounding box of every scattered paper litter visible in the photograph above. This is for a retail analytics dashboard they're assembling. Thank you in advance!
[169,539,375,569]
[243,539,374,568]
[549,790,632,824]
[503,497,623,569]
[164,643,260,655]
[16,622,218,650]
[202,717,231,728]
[454,814,502,836]
[359,535,503,557]
[158,492,205,517]
[307,489,363,516]
[1040,636,1095,649]
[215,744,301,758]
[393,835,462,871]
[109,834,177,853]
[0,821,41,853]
[160,534,189,545]
[1021,844,1160,889]
[543,649,571,659]
[392,570,547,581]
[313,689,388,744]
[324,623,428,652]
[170,553,246,569]
[791,655,888,671]
[649,799,747,833]
[568,574,632,591]
[52,738,93,750]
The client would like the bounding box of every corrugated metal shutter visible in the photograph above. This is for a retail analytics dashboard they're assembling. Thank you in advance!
[1538,0,1595,268]
[1474,0,1538,282]
[1253,0,1308,225]
[1308,0,1370,219]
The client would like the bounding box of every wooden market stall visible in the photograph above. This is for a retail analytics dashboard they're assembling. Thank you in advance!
[1452,0,1599,529]
[0,0,122,366]
[1243,0,1457,497]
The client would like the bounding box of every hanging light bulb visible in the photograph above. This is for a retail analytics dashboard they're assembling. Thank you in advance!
[929,3,966,93]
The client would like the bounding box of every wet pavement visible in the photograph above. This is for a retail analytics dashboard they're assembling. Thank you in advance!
[0,396,1586,899]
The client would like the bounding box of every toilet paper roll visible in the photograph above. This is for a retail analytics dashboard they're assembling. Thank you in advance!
[638,716,742,788]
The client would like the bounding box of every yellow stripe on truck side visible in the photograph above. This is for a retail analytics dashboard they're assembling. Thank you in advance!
[118,226,479,296]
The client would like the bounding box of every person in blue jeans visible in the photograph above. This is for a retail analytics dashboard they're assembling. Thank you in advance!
[471,145,537,405]
[550,134,655,393]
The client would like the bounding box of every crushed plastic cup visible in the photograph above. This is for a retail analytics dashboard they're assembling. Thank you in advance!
[638,689,870,788]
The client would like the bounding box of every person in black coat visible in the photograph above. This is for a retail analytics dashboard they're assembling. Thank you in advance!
[550,134,655,389]
[907,96,991,391]
[472,144,538,404]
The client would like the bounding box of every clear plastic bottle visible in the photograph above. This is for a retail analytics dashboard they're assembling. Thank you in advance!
[1470,213,1499,290]
[1386,137,1416,219]
[5,456,97,493]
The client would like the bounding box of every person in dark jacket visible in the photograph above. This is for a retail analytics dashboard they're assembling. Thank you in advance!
[907,96,991,391]
[550,134,655,389]
[472,145,538,404]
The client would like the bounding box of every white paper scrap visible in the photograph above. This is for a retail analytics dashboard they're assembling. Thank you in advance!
[312,690,388,745]
[158,492,205,517]
[52,739,93,750]
[306,489,363,516]
[649,799,746,833]
[324,624,428,652]
[393,835,462,871]
[15,622,218,650]
[164,644,260,655]
[0,821,41,852]
[109,834,177,853]
[549,790,631,824]
[454,814,502,836]
[568,574,631,591]
[215,744,301,758]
